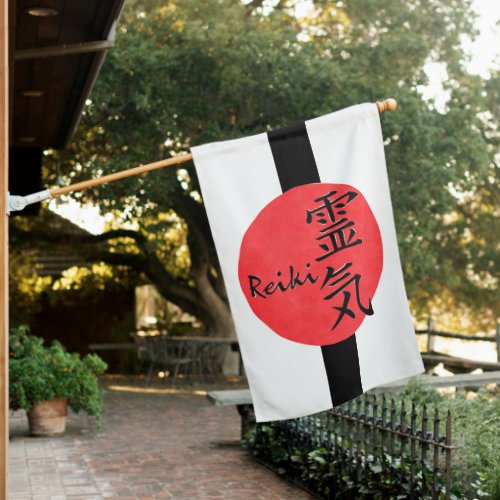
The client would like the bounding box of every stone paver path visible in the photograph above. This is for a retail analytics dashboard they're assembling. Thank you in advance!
[9,381,311,499]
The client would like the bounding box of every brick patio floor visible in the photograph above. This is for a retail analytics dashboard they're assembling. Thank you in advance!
[9,378,311,499]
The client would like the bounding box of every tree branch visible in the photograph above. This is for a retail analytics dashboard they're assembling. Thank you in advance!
[89,251,147,269]
[91,229,147,245]
[92,248,211,323]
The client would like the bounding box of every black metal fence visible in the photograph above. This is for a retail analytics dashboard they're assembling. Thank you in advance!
[247,394,453,499]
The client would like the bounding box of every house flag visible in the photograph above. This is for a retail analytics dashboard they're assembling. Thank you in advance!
[191,103,424,422]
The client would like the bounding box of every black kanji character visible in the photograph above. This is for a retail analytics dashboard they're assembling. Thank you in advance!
[320,262,374,330]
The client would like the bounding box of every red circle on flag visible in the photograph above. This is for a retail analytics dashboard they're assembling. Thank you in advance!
[238,183,383,346]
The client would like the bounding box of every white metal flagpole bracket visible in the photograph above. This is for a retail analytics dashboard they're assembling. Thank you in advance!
[7,189,52,215]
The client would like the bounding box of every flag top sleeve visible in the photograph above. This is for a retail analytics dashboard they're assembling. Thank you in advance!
[191,103,424,422]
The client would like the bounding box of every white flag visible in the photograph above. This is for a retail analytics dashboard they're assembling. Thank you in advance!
[192,103,424,422]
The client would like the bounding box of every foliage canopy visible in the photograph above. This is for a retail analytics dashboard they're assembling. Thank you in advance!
[42,0,498,332]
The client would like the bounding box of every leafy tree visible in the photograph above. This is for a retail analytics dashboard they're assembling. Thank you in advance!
[36,0,497,334]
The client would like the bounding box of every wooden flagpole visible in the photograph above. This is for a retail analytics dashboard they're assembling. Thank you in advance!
[49,99,397,199]
[0,0,9,496]
[51,154,194,197]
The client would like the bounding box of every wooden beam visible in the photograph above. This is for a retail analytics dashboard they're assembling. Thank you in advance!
[496,322,500,362]
[415,329,496,343]
[421,353,500,372]
[0,0,9,496]
[14,39,115,60]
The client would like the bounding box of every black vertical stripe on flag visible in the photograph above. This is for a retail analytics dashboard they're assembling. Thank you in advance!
[267,121,363,407]
[321,335,362,406]
[267,122,321,190]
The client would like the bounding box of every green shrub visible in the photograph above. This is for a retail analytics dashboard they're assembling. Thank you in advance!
[245,383,499,498]
[443,390,499,499]
[246,422,443,498]
[9,325,108,418]
[402,380,499,498]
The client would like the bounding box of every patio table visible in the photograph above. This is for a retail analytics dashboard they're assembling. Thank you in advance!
[165,336,239,378]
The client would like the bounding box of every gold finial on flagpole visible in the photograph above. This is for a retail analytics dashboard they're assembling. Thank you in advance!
[376,98,397,113]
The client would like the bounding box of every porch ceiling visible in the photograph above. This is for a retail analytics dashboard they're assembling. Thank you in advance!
[10,0,124,149]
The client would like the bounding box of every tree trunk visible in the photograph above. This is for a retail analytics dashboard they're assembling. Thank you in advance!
[194,271,236,338]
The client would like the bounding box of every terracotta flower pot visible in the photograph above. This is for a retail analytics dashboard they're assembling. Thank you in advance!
[27,397,68,436]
